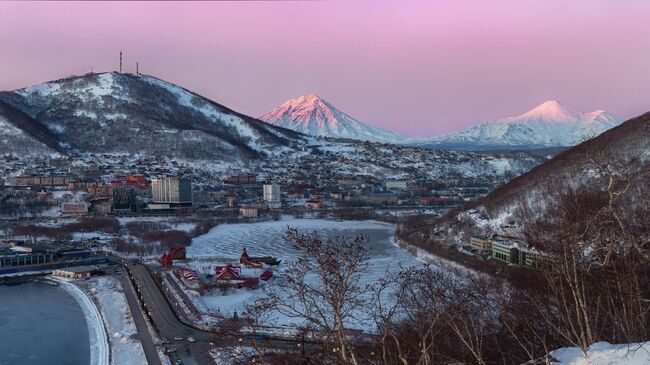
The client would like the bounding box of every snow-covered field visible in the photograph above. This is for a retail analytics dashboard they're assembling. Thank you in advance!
[186,218,425,329]
[85,276,147,365]
[551,341,650,365]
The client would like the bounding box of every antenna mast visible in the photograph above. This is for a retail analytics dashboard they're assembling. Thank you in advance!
[136,62,139,76]
[119,51,123,73]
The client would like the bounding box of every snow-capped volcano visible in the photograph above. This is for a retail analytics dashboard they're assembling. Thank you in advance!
[260,94,410,143]
[418,100,623,150]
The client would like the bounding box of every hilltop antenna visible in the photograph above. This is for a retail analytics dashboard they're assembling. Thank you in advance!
[136,62,139,76]
[119,51,122,73]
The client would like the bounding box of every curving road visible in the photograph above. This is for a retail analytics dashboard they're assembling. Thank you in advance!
[120,259,316,365]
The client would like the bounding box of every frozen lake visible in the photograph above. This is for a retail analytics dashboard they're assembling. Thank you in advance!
[186,218,424,328]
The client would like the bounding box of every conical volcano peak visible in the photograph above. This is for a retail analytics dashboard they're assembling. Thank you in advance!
[513,100,582,123]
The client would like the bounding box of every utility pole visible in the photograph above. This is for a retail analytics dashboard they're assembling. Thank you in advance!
[119,51,123,73]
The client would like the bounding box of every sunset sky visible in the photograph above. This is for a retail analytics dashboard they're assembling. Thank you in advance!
[1,1,650,136]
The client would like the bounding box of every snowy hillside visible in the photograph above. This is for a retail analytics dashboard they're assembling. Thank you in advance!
[260,94,411,143]
[0,72,306,160]
[418,100,623,150]
[0,100,61,156]
[447,111,650,236]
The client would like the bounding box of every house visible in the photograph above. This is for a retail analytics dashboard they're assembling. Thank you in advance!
[215,265,260,288]
[215,265,241,280]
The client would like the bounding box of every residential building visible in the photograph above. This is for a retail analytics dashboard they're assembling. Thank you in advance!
[151,176,192,206]
[470,236,492,253]
[225,172,256,185]
[112,186,135,210]
[61,201,89,216]
[263,184,281,203]
[384,179,407,191]
[239,205,258,218]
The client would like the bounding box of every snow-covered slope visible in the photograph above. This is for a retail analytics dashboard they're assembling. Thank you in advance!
[418,100,623,150]
[260,94,410,143]
[0,100,61,156]
[550,341,650,365]
[450,111,650,236]
[0,72,306,160]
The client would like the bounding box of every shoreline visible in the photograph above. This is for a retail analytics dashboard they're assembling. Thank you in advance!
[53,277,110,365]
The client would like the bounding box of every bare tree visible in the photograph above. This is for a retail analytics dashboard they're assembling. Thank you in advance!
[259,227,371,365]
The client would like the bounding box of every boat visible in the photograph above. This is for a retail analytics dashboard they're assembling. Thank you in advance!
[250,256,282,266]
[240,248,281,266]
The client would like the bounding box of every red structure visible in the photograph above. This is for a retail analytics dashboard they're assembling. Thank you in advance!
[109,175,150,189]
[160,253,173,269]
[240,248,249,263]
[215,265,259,288]
[169,247,186,260]
[215,265,242,280]
[260,270,273,281]
[179,267,199,282]
[240,248,262,268]
[159,247,186,269]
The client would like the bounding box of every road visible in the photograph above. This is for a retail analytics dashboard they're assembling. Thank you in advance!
[122,260,310,364]
[118,269,164,365]
[125,262,217,365]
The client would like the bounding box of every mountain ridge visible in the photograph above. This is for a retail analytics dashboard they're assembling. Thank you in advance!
[0,72,307,160]
[417,100,623,150]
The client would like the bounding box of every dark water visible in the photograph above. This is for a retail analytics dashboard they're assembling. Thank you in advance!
[0,282,90,365]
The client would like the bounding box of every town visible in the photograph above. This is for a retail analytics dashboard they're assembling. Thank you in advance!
[0,141,551,364]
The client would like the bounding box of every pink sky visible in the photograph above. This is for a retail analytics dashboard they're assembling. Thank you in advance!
[1,1,650,136]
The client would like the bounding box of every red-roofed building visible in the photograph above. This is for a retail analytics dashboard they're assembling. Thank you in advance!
[215,265,241,280]
[169,247,186,260]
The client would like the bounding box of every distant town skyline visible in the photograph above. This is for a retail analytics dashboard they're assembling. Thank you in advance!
[1,0,650,136]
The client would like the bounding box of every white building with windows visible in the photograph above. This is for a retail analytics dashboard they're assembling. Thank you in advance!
[263,184,281,208]
[151,176,192,206]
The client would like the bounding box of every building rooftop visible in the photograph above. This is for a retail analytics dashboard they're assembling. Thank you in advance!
[57,265,99,273]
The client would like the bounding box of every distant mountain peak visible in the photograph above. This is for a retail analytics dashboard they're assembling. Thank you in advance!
[509,100,582,123]
[418,100,624,150]
[261,94,409,143]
